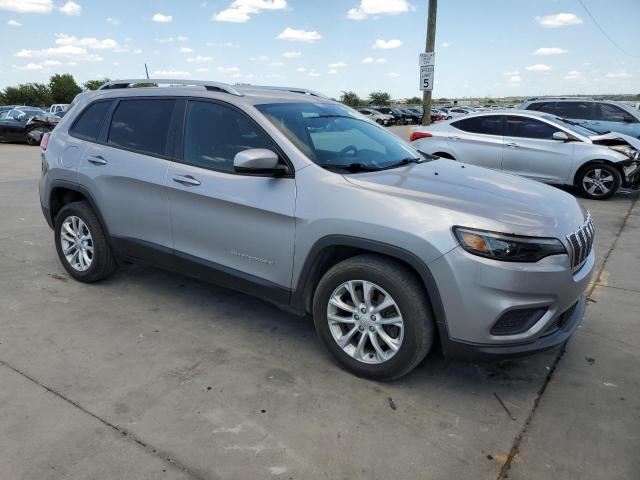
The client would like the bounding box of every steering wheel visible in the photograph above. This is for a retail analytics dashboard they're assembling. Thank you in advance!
[338,145,358,158]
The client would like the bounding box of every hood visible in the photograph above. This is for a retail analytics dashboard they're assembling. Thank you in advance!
[590,131,640,151]
[344,159,585,236]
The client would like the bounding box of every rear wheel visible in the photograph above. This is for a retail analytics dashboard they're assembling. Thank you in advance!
[54,201,117,282]
[313,254,434,380]
[576,163,621,200]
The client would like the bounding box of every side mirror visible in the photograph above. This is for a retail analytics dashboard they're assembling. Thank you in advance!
[234,148,287,175]
[552,131,569,142]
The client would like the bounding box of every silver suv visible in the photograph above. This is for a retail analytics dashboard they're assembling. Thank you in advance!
[39,79,595,380]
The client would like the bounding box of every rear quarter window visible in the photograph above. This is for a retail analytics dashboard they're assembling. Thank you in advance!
[69,101,111,141]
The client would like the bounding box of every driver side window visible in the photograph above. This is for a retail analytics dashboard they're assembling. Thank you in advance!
[506,116,559,140]
[182,101,279,173]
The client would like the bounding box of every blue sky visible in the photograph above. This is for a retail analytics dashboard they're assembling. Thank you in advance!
[1,0,638,99]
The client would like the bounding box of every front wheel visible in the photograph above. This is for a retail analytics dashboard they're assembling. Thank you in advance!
[313,254,434,380]
[577,163,621,200]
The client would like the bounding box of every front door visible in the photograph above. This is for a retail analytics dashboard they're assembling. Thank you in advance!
[502,115,574,183]
[167,99,296,298]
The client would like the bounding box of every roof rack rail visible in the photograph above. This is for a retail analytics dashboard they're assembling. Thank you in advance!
[243,85,328,98]
[98,79,244,96]
[526,96,593,101]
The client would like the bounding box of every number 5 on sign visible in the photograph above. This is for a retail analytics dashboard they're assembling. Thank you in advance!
[420,66,434,91]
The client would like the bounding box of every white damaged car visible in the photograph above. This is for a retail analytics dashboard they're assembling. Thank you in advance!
[410,110,640,199]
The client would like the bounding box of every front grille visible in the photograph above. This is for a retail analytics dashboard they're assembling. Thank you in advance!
[566,213,595,269]
[541,301,578,337]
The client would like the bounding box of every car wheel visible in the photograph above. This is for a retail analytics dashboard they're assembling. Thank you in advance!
[54,201,117,282]
[576,163,621,200]
[313,254,434,380]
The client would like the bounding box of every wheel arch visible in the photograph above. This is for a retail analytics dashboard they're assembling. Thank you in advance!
[573,159,624,187]
[49,180,112,239]
[290,235,448,336]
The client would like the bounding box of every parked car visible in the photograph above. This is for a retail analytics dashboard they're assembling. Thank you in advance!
[358,108,393,126]
[49,104,70,115]
[521,98,640,139]
[399,108,421,124]
[447,107,474,118]
[371,107,408,125]
[40,79,594,380]
[410,111,640,199]
[0,108,59,145]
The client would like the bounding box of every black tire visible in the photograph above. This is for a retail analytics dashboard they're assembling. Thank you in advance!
[312,254,434,381]
[576,163,621,200]
[54,201,117,282]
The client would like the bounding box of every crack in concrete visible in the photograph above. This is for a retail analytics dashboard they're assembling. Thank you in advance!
[0,358,210,480]
[497,194,639,480]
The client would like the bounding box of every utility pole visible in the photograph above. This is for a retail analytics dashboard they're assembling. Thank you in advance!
[421,0,437,126]
[144,63,149,79]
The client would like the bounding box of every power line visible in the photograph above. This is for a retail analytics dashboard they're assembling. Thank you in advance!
[577,0,640,61]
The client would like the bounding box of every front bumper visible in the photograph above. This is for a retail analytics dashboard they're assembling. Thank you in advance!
[429,245,595,360]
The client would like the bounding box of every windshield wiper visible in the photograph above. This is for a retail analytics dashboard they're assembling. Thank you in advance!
[320,162,379,172]
[376,157,424,171]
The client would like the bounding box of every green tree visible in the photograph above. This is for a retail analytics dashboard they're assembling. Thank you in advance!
[406,96,422,105]
[83,78,110,90]
[49,74,81,103]
[340,90,361,107]
[1,83,52,107]
[368,91,392,106]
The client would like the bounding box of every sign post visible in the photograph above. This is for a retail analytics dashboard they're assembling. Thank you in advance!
[421,0,437,126]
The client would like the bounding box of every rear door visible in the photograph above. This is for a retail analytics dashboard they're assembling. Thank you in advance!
[502,115,574,183]
[166,99,296,297]
[77,97,175,257]
[447,115,504,170]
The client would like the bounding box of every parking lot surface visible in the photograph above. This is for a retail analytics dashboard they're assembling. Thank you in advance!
[1,143,638,479]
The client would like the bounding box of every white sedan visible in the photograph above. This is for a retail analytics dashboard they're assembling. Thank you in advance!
[410,110,640,199]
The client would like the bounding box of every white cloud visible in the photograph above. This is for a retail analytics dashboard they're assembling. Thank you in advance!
[525,64,551,72]
[23,62,44,70]
[282,51,301,59]
[55,34,119,50]
[327,69,338,74]
[376,58,387,63]
[217,66,240,73]
[296,67,306,72]
[0,0,52,14]
[269,61,284,67]
[177,36,189,42]
[215,0,286,23]
[504,70,519,75]
[152,70,190,77]
[328,62,347,68]
[7,19,21,26]
[308,71,321,77]
[605,71,632,79]
[43,59,61,66]
[155,37,175,43]
[196,67,209,72]
[373,38,402,49]
[220,42,239,48]
[277,27,322,43]
[441,42,451,48]
[347,0,410,20]
[187,55,213,63]
[533,47,568,55]
[362,57,374,64]
[563,70,584,80]
[59,1,80,15]
[508,75,522,84]
[133,49,142,54]
[388,72,400,77]
[152,13,172,23]
[106,17,120,25]
[179,47,194,53]
[535,13,583,28]
[15,44,104,62]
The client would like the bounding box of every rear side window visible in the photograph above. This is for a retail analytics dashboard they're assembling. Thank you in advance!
[69,101,110,141]
[526,102,555,112]
[108,99,175,156]
[506,116,559,139]
[593,103,639,123]
[182,100,278,173]
[553,102,595,120]
[452,115,503,135]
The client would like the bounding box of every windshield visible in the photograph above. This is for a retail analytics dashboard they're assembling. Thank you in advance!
[256,102,425,172]
[545,114,597,137]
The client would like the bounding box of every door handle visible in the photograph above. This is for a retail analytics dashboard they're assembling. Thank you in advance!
[87,155,107,165]
[448,136,461,140]
[173,175,201,187]
[505,142,520,148]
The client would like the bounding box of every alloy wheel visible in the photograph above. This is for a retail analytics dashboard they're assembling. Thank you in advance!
[327,280,404,364]
[60,215,94,271]
[582,168,614,197]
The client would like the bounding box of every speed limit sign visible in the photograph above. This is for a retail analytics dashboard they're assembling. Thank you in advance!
[420,65,434,91]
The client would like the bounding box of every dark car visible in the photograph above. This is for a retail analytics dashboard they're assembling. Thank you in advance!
[0,108,59,145]
[400,108,421,124]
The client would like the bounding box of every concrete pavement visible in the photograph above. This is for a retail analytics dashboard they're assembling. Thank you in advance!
[0,143,638,479]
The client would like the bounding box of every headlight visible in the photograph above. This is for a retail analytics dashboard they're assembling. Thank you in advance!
[453,227,566,262]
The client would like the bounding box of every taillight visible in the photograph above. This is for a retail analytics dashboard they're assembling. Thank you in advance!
[41,132,50,151]
[409,131,432,142]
